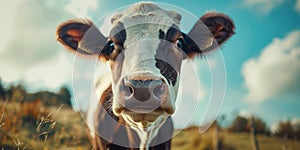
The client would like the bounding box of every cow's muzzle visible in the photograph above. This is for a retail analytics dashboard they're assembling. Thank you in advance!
[115,75,174,119]
[123,78,166,102]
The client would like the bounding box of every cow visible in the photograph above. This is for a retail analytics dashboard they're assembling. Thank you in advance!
[56,2,234,150]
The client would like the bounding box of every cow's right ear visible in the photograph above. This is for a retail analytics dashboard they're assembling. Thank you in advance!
[56,19,107,57]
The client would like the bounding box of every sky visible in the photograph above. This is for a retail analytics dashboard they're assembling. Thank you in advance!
[0,0,300,130]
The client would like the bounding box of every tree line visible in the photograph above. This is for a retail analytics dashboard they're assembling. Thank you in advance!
[227,115,300,140]
[0,78,72,107]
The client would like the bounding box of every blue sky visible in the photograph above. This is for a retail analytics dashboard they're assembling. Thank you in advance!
[0,0,300,130]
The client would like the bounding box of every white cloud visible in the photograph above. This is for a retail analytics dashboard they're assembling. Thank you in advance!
[296,0,300,13]
[242,30,300,103]
[243,0,283,14]
[23,51,73,91]
[0,0,76,91]
[0,0,22,54]
[65,0,98,17]
[239,110,252,118]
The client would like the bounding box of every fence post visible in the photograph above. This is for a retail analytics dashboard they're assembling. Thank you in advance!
[213,122,219,150]
[249,116,259,150]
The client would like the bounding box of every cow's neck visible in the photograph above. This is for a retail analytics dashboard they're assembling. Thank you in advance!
[125,116,167,150]
[134,124,160,150]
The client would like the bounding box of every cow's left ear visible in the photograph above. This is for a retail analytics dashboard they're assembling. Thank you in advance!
[183,12,235,57]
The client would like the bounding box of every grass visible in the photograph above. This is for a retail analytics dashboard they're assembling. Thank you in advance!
[172,127,300,150]
[0,100,91,149]
[172,126,235,150]
[1,100,300,149]
[222,132,300,150]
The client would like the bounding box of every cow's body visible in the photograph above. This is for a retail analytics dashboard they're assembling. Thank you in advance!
[56,2,234,150]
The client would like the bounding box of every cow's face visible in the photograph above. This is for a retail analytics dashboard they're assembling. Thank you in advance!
[56,3,234,129]
[106,8,187,128]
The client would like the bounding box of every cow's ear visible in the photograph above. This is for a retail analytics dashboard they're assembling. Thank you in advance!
[56,19,107,56]
[184,12,235,58]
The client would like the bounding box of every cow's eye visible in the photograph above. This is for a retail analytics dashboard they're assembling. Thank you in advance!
[108,41,115,53]
[175,38,183,48]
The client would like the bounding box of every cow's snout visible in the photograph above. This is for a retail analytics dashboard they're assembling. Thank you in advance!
[122,79,167,102]
[116,75,173,115]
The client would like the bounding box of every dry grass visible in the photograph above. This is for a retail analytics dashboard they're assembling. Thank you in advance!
[1,100,300,149]
[0,100,90,149]
[222,132,300,150]
[172,127,300,150]
[172,126,235,150]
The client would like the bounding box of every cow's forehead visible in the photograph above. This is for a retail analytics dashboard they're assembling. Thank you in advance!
[111,2,181,25]
[109,3,181,47]
[123,16,178,47]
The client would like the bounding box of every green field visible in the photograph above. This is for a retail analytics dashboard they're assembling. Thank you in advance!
[1,101,299,150]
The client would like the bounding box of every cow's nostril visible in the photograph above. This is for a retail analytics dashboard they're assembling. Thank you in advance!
[122,82,134,98]
[153,84,166,99]
[128,85,134,94]
[126,84,134,97]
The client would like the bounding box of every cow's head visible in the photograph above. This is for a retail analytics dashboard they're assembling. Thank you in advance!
[56,2,234,139]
